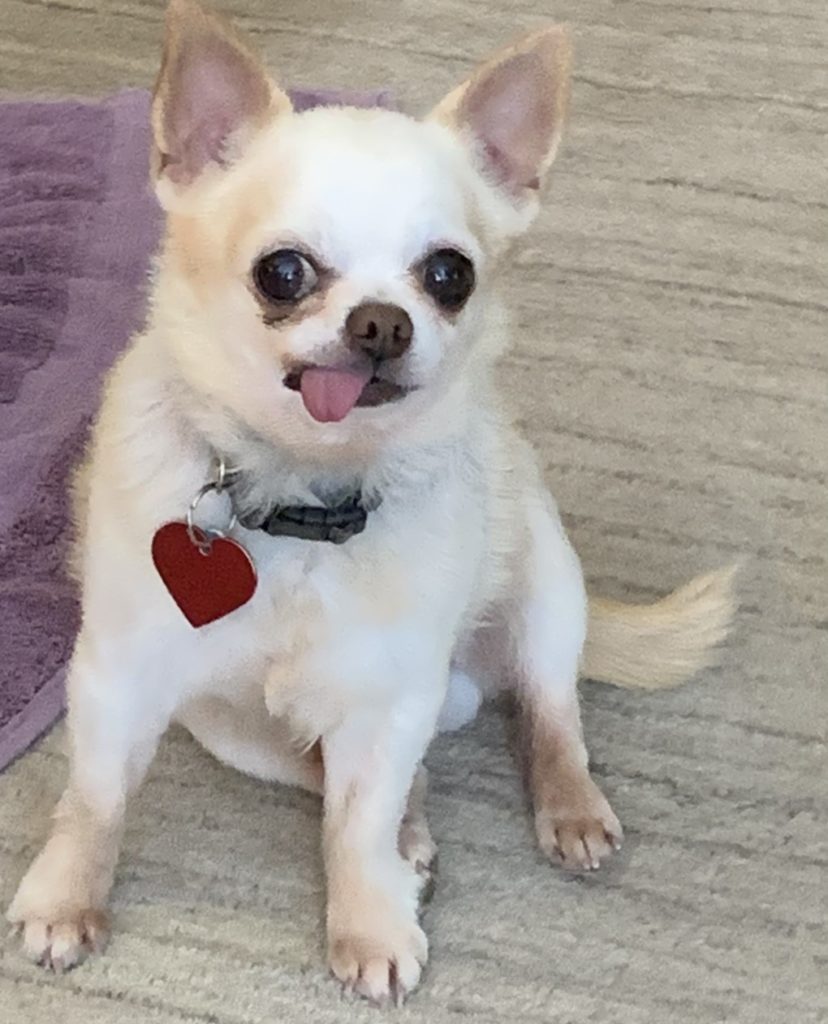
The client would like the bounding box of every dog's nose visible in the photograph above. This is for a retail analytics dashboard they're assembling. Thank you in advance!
[344,302,413,361]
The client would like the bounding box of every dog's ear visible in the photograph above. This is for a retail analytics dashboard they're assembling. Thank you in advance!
[151,0,290,202]
[430,26,572,200]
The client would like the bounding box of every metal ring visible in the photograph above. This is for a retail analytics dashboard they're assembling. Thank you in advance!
[213,457,227,494]
[211,455,241,495]
[186,481,237,552]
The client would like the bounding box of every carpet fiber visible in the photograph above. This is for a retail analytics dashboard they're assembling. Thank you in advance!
[0,2,825,1022]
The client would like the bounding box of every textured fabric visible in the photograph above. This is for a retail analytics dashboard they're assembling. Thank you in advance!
[0,91,157,772]
[0,87,392,773]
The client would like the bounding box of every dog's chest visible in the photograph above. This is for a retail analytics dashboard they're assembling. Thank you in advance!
[199,497,478,731]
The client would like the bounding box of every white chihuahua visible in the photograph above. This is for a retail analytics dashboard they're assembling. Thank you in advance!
[9,0,733,1004]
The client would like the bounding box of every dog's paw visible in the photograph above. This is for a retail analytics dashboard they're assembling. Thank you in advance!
[398,815,438,905]
[9,909,110,972]
[329,915,428,1006]
[8,831,112,972]
[535,779,622,871]
[398,817,437,875]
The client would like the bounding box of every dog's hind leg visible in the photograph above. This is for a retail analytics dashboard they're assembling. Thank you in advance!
[505,490,622,872]
[397,766,437,899]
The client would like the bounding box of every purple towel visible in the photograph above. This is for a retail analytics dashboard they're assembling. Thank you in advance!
[0,87,393,772]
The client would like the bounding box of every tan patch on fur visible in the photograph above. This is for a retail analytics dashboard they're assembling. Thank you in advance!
[523,700,622,871]
[150,0,289,188]
[163,181,276,298]
[162,149,302,316]
[324,838,427,1004]
[222,153,295,275]
[8,787,123,971]
[164,214,219,297]
[583,566,737,690]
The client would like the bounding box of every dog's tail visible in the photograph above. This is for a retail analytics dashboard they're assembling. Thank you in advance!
[581,566,738,690]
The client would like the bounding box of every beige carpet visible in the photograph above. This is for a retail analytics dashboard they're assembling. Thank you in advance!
[1,1,826,1021]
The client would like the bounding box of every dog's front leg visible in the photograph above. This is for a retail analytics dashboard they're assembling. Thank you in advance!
[322,685,443,1005]
[8,631,171,970]
[513,494,623,871]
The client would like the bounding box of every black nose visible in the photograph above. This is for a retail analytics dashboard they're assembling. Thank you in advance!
[344,302,413,361]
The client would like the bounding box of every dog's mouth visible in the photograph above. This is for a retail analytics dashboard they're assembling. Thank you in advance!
[283,365,411,423]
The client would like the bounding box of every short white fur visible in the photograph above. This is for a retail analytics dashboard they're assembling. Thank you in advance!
[8,0,734,1003]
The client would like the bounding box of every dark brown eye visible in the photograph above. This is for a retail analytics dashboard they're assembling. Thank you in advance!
[254,249,318,303]
[421,248,475,309]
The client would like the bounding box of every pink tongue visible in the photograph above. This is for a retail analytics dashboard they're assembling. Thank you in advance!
[299,366,373,423]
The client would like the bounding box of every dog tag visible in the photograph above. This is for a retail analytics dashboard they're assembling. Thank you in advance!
[151,522,257,628]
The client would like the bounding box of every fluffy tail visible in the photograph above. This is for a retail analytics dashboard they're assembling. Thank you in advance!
[582,566,738,690]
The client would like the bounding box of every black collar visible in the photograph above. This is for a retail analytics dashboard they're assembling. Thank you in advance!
[236,490,375,545]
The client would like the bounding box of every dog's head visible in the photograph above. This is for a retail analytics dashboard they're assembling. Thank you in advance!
[151,0,571,461]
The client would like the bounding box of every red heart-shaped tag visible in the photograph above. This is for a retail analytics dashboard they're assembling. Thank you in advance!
[151,522,257,628]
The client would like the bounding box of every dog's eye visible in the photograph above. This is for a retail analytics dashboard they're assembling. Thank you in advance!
[254,249,318,303]
[421,249,475,310]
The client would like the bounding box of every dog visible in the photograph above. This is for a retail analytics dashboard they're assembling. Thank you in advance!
[8,0,734,1004]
